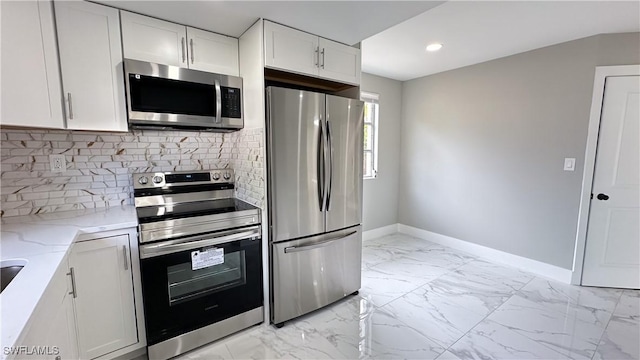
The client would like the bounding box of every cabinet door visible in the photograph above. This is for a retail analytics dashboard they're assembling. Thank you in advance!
[121,11,187,67]
[55,2,127,132]
[70,235,137,359]
[264,21,319,77]
[0,0,64,129]
[318,38,361,85]
[187,27,239,75]
[45,289,79,360]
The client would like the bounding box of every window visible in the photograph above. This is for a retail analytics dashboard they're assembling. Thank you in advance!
[361,92,379,179]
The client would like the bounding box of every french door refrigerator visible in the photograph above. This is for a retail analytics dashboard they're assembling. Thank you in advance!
[266,86,364,326]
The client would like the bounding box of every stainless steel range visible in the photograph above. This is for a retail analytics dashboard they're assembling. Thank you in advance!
[133,169,263,360]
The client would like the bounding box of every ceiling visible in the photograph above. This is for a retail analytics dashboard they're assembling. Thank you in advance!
[95,1,442,46]
[362,1,640,81]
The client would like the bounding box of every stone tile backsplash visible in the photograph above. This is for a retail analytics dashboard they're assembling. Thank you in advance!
[0,128,264,217]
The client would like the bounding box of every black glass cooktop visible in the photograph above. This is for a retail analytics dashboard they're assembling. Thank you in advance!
[136,198,258,224]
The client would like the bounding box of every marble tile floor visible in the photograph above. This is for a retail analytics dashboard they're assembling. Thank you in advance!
[176,233,639,360]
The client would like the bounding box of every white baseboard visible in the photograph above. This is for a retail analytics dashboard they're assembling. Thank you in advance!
[397,224,573,284]
[363,224,399,241]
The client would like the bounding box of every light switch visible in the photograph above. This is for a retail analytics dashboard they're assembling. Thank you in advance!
[564,158,576,171]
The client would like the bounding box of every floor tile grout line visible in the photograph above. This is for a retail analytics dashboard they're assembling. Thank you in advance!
[442,277,572,360]
[365,233,609,360]
[369,236,521,358]
[442,276,527,351]
[477,273,619,360]
[588,289,626,360]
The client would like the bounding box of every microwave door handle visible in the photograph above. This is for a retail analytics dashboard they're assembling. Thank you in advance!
[215,79,222,124]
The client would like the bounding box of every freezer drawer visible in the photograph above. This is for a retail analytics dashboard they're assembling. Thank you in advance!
[270,226,362,324]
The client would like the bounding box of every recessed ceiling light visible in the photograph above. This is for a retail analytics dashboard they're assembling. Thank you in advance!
[426,43,443,52]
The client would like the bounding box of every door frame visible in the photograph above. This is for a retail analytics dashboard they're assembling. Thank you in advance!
[571,64,640,285]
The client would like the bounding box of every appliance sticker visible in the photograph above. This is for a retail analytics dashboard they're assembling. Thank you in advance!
[191,248,224,270]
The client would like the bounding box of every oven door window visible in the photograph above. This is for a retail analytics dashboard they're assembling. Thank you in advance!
[167,249,246,305]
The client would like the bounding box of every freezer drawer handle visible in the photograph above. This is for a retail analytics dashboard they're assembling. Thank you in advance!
[284,230,357,253]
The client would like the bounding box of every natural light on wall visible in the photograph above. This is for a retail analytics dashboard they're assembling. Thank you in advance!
[361,91,379,179]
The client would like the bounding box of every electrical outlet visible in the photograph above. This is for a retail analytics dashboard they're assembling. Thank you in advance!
[49,154,66,173]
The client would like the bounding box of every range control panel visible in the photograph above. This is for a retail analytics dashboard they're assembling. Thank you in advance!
[133,169,234,189]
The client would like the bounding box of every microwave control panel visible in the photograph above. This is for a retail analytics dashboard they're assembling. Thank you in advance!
[221,87,242,118]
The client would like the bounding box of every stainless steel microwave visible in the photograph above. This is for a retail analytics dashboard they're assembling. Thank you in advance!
[124,59,243,132]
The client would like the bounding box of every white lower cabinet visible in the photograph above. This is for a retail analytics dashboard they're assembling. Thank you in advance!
[16,228,145,360]
[45,289,79,360]
[17,257,79,360]
[69,234,137,359]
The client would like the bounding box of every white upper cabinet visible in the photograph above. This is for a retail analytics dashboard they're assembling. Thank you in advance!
[55,1,127,132]
[318,38,361,85]
[121,11,187,68]
[264,21,319,77]
[121,12,240,76]
[263,20,361,85]
[70,234,137,359]
[0,0,64,129]
[187,27,239,76]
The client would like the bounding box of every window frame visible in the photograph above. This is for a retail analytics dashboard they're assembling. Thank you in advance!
[361,91,379,180]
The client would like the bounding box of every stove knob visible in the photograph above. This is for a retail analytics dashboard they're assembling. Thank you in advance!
[223,172,231,180]
[212,172,220,180]
[138,176,148,185]
[152,175,163,184]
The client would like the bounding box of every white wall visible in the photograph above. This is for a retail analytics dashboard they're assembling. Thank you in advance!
[398,33,640,269]
[361,73,402,231]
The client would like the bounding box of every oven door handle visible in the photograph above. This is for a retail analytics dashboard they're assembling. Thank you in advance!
[140,226,261,259]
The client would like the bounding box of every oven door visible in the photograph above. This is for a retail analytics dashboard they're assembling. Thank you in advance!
[139,225,262,346]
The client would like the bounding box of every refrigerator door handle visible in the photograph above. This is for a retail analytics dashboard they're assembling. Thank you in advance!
[317,117,325,211]
[284,230,357,253]
[326,120,334,211]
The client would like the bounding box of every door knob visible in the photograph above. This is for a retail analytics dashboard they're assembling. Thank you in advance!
[596,193,610,200]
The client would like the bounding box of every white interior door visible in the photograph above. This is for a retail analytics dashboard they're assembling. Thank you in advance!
[582,76,640,289]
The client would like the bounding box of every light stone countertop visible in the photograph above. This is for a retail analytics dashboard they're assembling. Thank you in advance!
[0,206,138,353]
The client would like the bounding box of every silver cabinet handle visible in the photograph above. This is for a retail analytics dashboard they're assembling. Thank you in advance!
[214,79,221,123]
[190,38,194,64]
[326,120,333,210]
[67,93,73,120]
[67,267,77,298]
[122,245,129,271]
[321,48,325,69]
[181,37,186,63]
[284,230,357,253]
[317,117,325,211]
[315,47,319,67]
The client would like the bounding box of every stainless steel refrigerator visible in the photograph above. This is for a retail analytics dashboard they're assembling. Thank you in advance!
[266,86,364,326]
